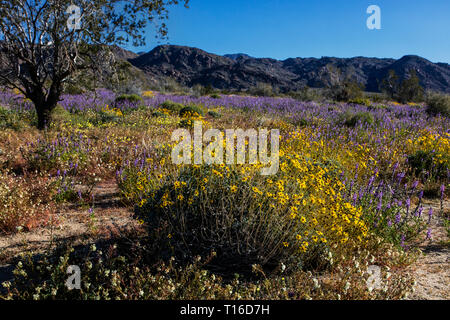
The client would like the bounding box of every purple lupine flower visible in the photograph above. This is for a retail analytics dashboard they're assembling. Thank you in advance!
[387,219,392,227]
[428,207,433,223]
[416,206,423,217]
[418,190,424,201]
[411,181,419,190]
[441,185,445,200]
[395,213,401,224]
[426,229,432,240]
[377,198,382,212]
[393,162,399,172]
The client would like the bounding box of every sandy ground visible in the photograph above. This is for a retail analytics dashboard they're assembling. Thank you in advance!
[406,199,449,300]
[0,182,139,283]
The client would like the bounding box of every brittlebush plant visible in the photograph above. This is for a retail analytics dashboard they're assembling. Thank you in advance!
[133,133,369,275]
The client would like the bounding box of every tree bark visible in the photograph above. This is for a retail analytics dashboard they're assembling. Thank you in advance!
[36,102,57,130]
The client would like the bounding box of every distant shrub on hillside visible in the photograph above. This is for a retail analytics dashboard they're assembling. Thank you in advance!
[426,93,450,117]
[287,86,325,102]
[397,70,424,103]
[250,83,278,97]
[380,69,424,103]
[329,79,364,102]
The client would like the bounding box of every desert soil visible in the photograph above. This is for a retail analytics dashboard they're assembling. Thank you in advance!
[406,199,449,300]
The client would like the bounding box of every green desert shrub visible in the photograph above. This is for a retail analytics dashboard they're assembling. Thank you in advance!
[207,110,221,118]
[329,79,364,102]
[160,100,184,113]
[49,104,72,125]
[151,111,168,118]
[250,83,277,97]
[134,166,319,276]
[294,118,309,127]
[408,150,449,180]
[210,93,221,99]
[340,111,375,127]
[1,240,414,300]
[114,94,143,105]
[426,93,450,117]
[0,106,25,130]
[348,97,371,107]
[396,70,424,103]
[179,104,204,117]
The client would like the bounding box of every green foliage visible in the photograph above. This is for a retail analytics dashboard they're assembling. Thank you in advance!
[207,110,221,118]
[135,166,316,275]
[151,111,168,118]
[63,83,86,95]
[380,70,400,100]
[380,69,424,103]
[367,93,386,103]
[1,241,414,300]
[340,111,375,128]
[408,150,448,180]
[348,97,371,107]
[426,93,450,117]
[50,105,72,124]
[329,79,364,102]
[0,0,189,129]
[161,100,184,113]
[23,139,88,174]
[397,70,424,103]
[51,176,79,204]
[288,87,324,102]
[0,106,25,130]
[250,83,277,97]
[294,118,309,127]
[210,93,221,99]
[179,104,204,117]
[114,94,143,105]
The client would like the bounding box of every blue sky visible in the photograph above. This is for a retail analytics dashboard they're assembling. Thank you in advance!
[126,0,450,63]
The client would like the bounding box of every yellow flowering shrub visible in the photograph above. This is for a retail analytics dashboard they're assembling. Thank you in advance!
[131,131,369,272]
[406,129,450,180]
[142,90,155,98]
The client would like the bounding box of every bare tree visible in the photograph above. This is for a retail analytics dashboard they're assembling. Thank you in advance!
[0,0,188,128]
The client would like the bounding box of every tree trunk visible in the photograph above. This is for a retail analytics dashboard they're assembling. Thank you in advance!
[36,103,55,130]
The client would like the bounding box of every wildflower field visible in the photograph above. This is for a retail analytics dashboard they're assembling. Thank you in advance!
[0,89,448,300]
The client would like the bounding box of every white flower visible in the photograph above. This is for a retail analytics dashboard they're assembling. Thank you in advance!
[344,282,351,291]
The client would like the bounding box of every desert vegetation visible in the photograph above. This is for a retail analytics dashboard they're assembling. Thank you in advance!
[0,88,448,300]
